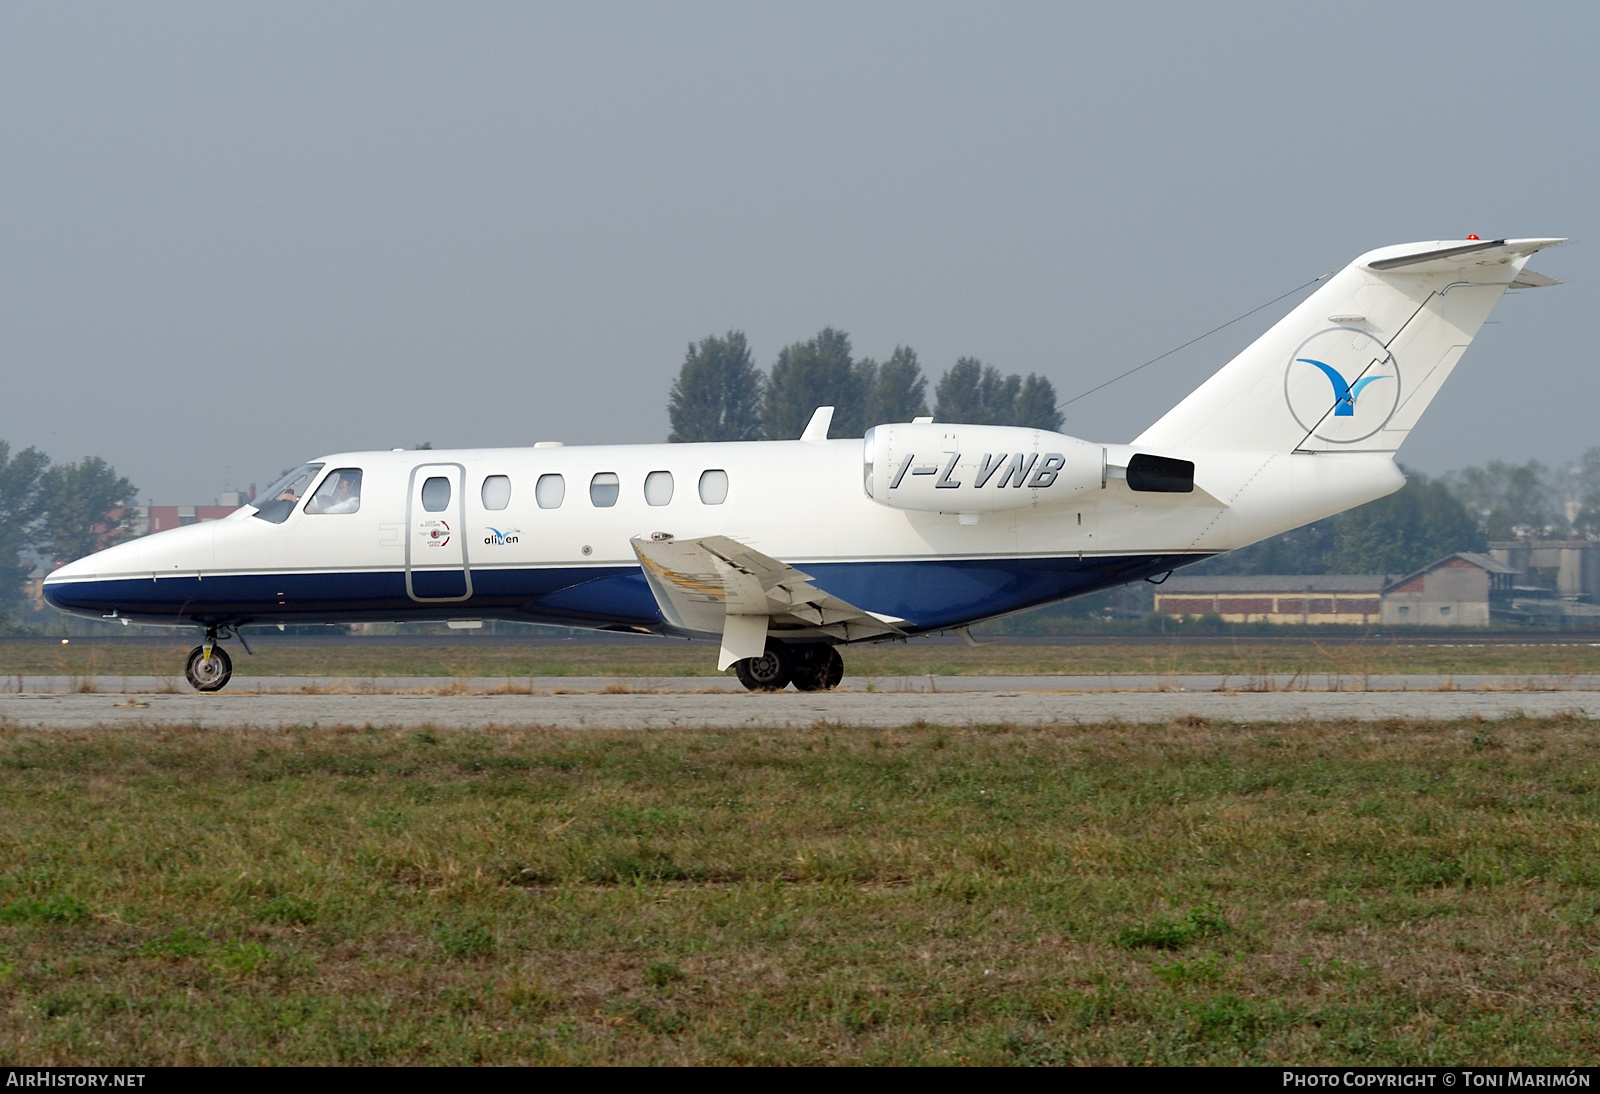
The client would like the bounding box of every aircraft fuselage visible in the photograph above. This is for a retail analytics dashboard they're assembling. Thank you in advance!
[43,437,1400,635]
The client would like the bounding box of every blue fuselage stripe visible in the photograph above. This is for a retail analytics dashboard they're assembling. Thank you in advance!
[43,555,1204,634]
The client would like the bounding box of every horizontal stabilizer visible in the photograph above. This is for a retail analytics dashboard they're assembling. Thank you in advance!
[630,534,904,668]
[1364,237,1562,272]
[1510,269,1561,289]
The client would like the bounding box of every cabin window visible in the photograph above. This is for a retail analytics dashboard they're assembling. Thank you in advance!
[251,463,324,524]
[305,468,363,515]
[644,470,673,506]
[421,476,452,513]
[536,473,565,509]
[699,469,729,505]
[590,472,619,507]
[481,475,512,511]
[1439,605,1451,616]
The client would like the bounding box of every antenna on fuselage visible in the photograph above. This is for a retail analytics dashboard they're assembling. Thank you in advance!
[1055,270,1334,412]
[800,406,835,443]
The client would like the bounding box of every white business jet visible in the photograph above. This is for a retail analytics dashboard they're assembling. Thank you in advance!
[45,237,1564,691]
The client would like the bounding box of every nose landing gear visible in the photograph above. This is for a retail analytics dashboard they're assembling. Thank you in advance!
[185,644,232,691]
[733,641,843,692]
[184,625,243,692]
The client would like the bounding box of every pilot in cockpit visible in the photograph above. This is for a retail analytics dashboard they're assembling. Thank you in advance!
[305,469,363,515]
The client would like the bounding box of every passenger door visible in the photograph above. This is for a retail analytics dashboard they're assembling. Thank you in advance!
[406,463,472,602]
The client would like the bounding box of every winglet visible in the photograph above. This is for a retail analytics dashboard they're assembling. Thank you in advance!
[800,406,834,443]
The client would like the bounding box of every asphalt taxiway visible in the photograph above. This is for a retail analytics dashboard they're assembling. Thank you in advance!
[0,676,1595,729]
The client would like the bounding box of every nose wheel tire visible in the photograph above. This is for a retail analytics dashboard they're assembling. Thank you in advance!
[185,645,233,692]
[791,645,844,692]
[734,642,793,691]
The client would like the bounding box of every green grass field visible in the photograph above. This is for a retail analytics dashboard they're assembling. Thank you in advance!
[1,716,1597,1064]
[7,638,1600,679]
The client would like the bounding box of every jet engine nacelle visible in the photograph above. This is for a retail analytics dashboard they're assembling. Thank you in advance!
[862,423,1103,513]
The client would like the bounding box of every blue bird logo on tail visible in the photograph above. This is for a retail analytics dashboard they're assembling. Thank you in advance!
[1296,358,1390,416]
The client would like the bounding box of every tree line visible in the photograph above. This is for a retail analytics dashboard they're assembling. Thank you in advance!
[5,346,1600,625]
[665,327,1600,581]
[1192,455,1600,580]
[1191,471,1482,579]
[0,442,136,619]
[666,328,1065,442]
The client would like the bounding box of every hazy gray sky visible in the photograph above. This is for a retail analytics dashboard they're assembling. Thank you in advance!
[3,2,1594,502]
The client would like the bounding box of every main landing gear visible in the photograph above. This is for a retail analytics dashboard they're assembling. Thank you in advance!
[184,625,246,692]
[733,641,844,692]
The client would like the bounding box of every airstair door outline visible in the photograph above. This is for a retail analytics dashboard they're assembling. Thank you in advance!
[405,463,473,602]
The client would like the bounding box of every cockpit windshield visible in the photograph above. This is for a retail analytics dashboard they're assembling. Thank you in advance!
[251,463,324,524]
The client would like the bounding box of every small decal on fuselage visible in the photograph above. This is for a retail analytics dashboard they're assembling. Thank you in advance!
[418,519,451,548]
[484,527,521,546]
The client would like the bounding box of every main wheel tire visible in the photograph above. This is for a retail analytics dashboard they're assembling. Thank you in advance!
[184,645,233,692]
[815,646,844,690]
[735,642,793,691]
[791,644,844,692]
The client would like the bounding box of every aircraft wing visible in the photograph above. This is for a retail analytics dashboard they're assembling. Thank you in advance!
[630,534,905,670]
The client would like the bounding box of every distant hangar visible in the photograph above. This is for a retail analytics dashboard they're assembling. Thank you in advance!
[1153,553,1517,627]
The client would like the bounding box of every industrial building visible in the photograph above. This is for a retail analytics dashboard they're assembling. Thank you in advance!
[1489,540,1600,601]
[1153,553,1519,627]
[1152,574,1387,625]
[125,501,249,536]
[1486,539,1600,624]
[25,497,249,612]
[1378,553,1517,626]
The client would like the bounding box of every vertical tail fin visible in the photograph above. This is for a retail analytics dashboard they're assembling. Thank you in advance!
[1134,238,1564,453]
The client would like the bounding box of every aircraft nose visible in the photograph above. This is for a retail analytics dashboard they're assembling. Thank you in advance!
[41,552,96,610]
[40,538,148,617]
[46,554,94,581]
[41,569,100,615]
[41,579,75,612]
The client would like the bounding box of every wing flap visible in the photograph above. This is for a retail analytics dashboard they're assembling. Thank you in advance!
[630,534,906,659]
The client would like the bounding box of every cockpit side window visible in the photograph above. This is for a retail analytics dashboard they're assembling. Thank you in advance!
[304,468,364,515]
[251,463,324,524]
